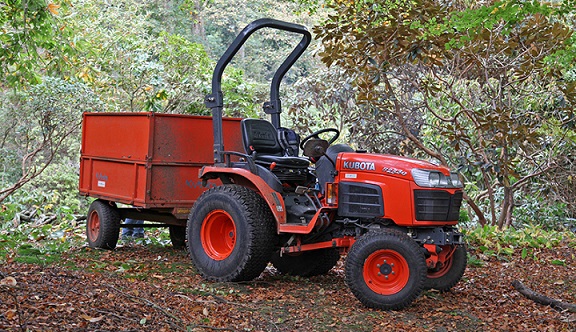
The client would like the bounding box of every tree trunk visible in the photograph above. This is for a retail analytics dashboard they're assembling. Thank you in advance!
[496,186,515,229]
[463,192,487,226]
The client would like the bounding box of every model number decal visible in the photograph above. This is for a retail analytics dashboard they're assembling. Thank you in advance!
[343,161,376,171]
[382,167,407,176]
[96,172,108,187]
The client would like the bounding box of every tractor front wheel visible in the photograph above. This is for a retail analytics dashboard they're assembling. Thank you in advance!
[86,200,120,249]
[345,230,427,310]
[187,185,276,282]
[424,244,467,292]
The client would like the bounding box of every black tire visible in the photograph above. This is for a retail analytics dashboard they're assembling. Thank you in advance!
[345,230,427,310]
[424,244,467,292]
[271,248,340,277]
[86,200,120,250]
[186,185,277,282]
[169,225,186,249]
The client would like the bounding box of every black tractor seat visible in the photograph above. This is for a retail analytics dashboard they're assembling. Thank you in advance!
[241,118,309,168]
[241,118,310,183]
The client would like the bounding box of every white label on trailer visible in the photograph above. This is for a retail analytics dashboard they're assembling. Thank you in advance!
[97,181,106,188]
[345,173,357,179]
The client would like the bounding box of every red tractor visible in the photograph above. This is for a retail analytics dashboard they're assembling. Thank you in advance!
[80,19,466,310]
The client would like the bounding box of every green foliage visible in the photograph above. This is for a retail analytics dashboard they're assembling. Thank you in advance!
[62,0,258,115]
[466,253,485,267]
[285,64,356,140]
[512,191,568,230]
[0,222,82,264]
[313,0,576,227]
[0,1,78,87]
[200,0,316,83]
[0,77,102,203]
[464,224,576,260]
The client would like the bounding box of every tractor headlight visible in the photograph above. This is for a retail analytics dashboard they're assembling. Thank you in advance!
[411,169,463,188]
[449,172,463,188]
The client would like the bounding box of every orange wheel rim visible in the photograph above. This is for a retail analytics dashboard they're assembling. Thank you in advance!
[363,249,410,295]
[87,210,100,242]
[428,245,456,279]
[200,210,236,260]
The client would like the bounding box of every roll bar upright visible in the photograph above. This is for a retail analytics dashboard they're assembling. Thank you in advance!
[204,18,311,164]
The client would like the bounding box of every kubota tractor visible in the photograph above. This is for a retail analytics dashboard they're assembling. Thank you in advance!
[80,18,466,310]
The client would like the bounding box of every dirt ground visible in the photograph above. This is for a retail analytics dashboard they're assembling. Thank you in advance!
[1,242,575,331]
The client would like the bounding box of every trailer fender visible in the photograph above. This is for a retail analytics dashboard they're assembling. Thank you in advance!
[199,166,286,226]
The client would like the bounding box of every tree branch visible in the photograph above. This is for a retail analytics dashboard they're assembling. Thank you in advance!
[512,280,576,313]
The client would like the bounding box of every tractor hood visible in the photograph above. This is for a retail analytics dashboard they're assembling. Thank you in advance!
[337,152,451,182]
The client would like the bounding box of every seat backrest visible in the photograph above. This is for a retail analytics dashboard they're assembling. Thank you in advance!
[241,119,283,156]
[277,127,300,156]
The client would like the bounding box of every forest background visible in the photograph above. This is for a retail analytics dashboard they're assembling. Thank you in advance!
[0,0,575,232]
[0,0,575,330]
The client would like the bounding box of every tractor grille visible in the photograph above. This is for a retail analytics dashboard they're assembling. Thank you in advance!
[414,190,463,221]
[338,182,383,218]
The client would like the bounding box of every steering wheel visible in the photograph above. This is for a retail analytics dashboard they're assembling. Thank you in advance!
[300,128,340,149]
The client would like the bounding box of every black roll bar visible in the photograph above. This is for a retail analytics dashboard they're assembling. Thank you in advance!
[205,18,311,164]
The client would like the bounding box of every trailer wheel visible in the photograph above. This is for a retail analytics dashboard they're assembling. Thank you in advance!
[345,230,427,310]
[169,226,186,249]
[424,244,467,292]
[187,185,276,282]
[271,248,340,277]
[86,200,120,250]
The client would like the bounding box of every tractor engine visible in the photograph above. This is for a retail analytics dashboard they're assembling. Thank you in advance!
[323,151,464,229]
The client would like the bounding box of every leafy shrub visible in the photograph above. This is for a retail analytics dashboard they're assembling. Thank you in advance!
[463,224,576,260]
[513,193,568,230]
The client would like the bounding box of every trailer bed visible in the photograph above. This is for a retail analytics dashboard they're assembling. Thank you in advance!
[79,112,244,218]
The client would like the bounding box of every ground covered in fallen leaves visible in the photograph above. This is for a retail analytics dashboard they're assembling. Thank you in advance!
[1,241,575,331]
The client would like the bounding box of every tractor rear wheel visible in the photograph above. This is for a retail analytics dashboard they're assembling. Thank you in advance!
[169,226,186,249]
[187,185,276,282]
[345,230,427,310]
[86,200,120,250]
[271,248,340,277]
[424,244,467,292]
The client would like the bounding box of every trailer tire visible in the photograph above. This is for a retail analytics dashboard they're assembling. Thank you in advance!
[345,230,427,310]
[169,226,186,249]
[86,200,120,250]
[271,248,340,277]
[424,244,467,292]
[187,185,276,282]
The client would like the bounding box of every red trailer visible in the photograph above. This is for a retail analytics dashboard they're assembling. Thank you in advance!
[79,112,244,248]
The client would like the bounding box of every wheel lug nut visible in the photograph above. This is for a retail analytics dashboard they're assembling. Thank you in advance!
[377,272,381,276]
[391,263,394,267]
[392,271,395,275]
[376,264,381,268]
[385,275,389,279]
[384,260,387,263]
